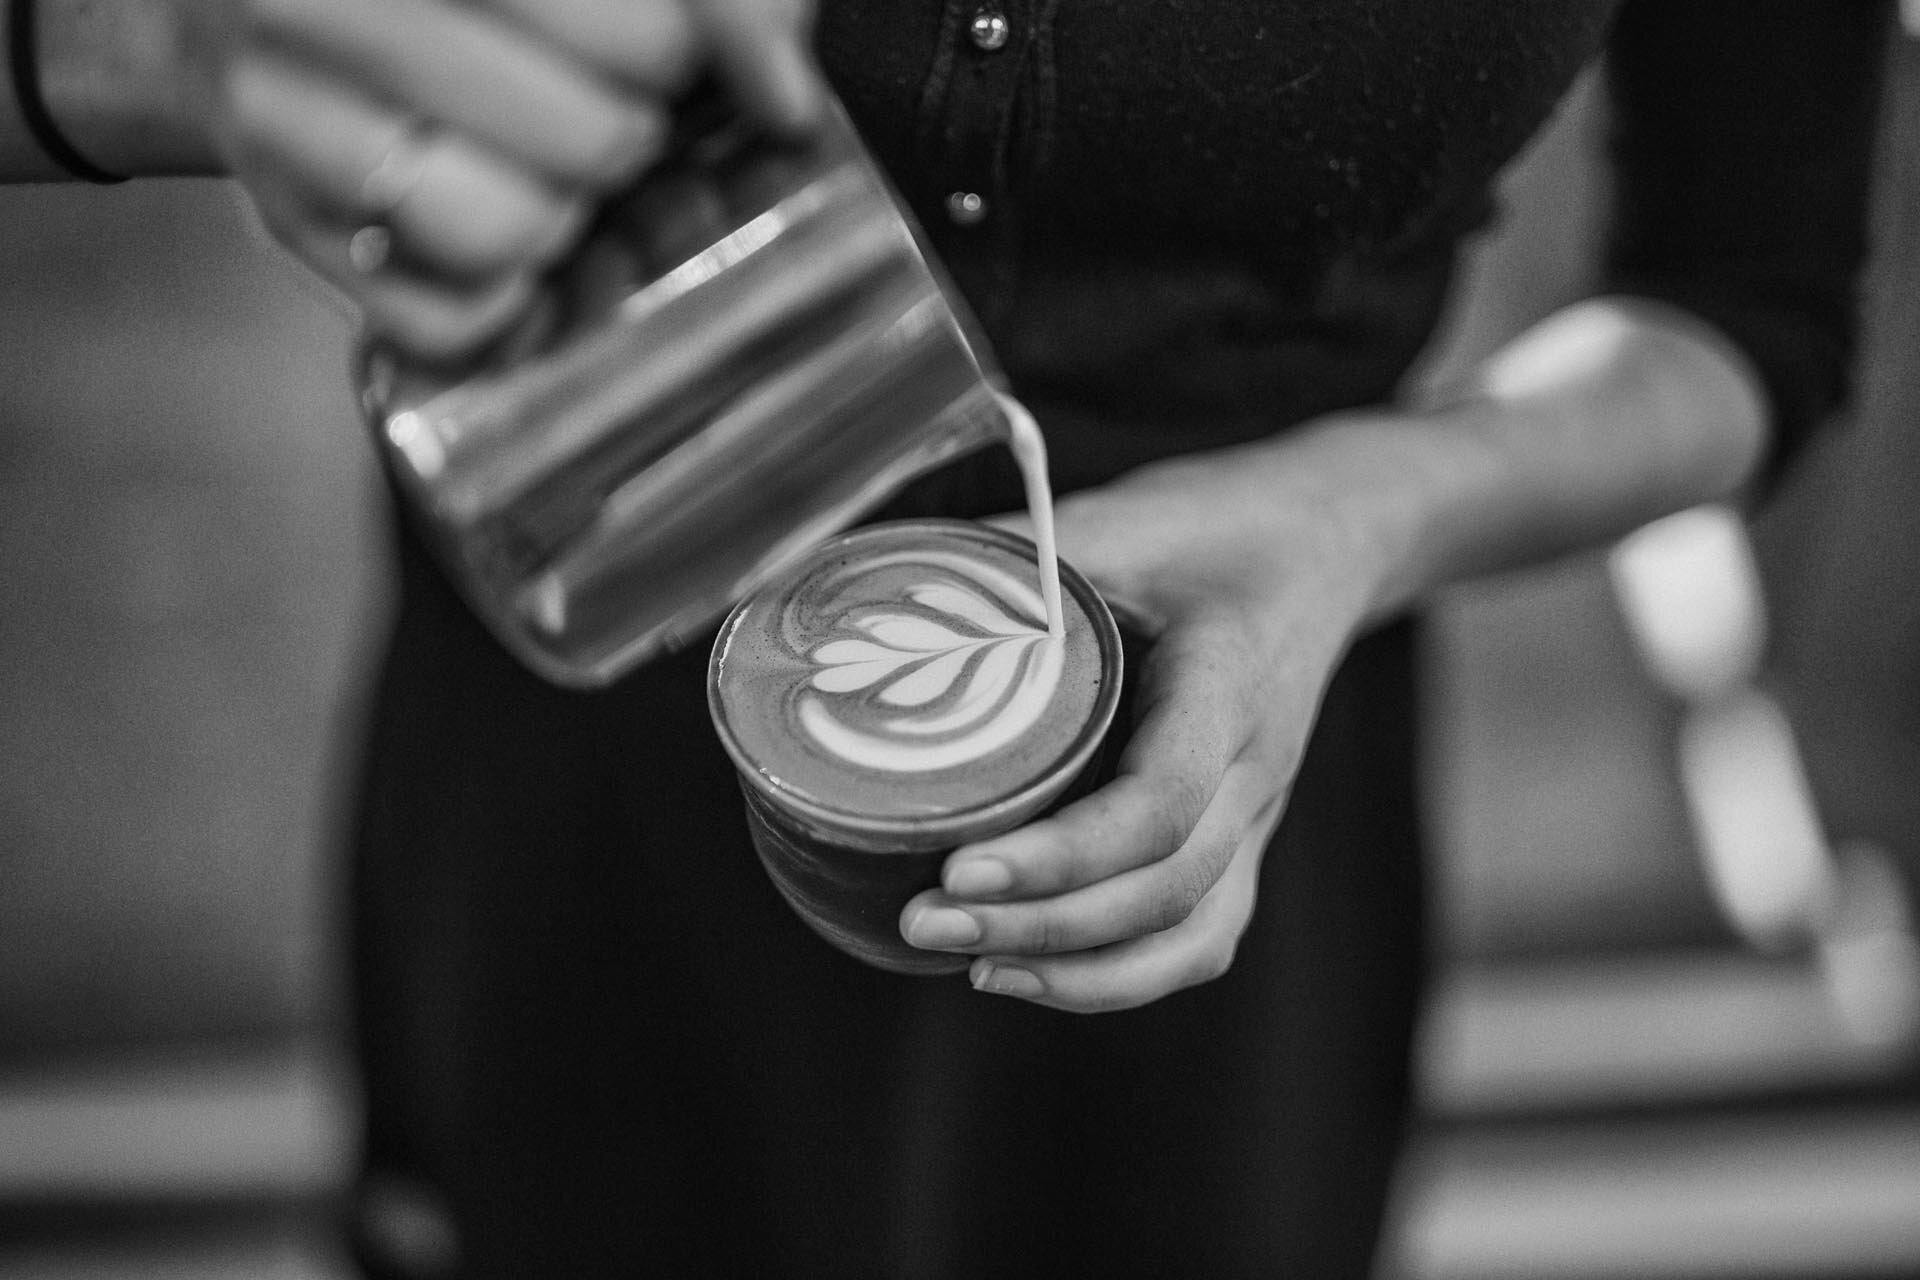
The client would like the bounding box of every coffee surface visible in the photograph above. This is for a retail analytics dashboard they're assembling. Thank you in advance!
[711,521,1110,827]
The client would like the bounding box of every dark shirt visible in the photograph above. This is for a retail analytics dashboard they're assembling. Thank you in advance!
[348,5,1892,1278]
[816,0,1886,507]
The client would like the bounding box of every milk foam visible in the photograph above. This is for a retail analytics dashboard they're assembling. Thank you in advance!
[998,394,1065,640]
[710,519,1115,828]
[796,548,1064,772]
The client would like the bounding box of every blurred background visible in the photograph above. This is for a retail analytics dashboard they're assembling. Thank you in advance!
[1,29,1917,1280]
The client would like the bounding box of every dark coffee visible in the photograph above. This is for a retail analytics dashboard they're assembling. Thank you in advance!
[709,519,1121,972]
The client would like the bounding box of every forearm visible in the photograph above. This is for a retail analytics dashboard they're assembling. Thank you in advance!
[2,0,220,180]
[1275,295,1771,628]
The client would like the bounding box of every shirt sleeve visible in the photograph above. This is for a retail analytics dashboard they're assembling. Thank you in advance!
[1603,0,1894,487]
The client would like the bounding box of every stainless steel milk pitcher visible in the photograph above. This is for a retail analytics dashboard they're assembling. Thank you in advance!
[358,96,1009,688]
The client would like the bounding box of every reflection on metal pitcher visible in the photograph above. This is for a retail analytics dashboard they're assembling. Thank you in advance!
[360,99,1008,687]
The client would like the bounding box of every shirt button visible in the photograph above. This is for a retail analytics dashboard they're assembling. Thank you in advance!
[968,8,1011,51]
[944,191,988,226]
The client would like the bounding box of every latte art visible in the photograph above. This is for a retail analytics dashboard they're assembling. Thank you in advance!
[798,550,1065,773]
[711,520,1119,835]
[711,517,1121,974]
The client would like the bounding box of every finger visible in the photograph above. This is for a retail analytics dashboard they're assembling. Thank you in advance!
[357,270,543,362]
[245,180,542,360]
[968,818,1270,1014]
[939,627,1251,901]
[225,54,587,281]
[484,0,702,94]
[904,757,1280,956]
[247,0,667,188]
[692,0,826,135]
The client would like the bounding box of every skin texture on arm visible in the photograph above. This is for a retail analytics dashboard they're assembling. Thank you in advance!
[899,295,1771,1012]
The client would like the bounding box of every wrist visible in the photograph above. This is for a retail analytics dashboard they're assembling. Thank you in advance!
[22,0,222,178]
[1260,296,1770,625]
[1336,301,1766,621]
[1261,407,1508,629]
[1458,296,1770,515]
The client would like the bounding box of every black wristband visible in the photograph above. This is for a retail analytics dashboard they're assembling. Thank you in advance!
[7,0,127,183]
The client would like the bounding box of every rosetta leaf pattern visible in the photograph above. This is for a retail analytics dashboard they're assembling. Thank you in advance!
[800,575,1058,772]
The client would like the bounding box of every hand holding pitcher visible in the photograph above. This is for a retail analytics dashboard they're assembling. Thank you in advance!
[206,0,825,358]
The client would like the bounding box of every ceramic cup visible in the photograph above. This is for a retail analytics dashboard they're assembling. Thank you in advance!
[708,519,1123,973]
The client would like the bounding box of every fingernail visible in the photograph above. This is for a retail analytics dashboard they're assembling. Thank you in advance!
[972,962,1044,998]
[905,906,981,950]
[945,858,1013,898]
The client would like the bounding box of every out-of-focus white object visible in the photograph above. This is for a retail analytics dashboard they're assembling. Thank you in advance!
[1676,689,1832,950]
[1819,841,1920,1050]
[1608,503,1920,1052]
[0,1047,352,1200]
[1903,0,1919,39]
[1475,302,1638,402]
[1608,505,1767,701]
[1389,1104,1920,1280]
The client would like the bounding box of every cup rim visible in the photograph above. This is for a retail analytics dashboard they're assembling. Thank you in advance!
[708,518,1123,852]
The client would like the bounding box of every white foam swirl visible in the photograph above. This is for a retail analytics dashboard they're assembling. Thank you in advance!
[797,559,1065,774]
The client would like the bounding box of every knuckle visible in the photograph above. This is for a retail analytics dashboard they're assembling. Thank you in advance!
[1022,911,1065,955]
[1148,861,1211,934]
[1141,773,1211,857]
[1146,893,1186,936]
[1047,832,1105,892]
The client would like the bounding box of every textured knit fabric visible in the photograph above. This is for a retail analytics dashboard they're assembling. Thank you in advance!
[347,4,1889,1277]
